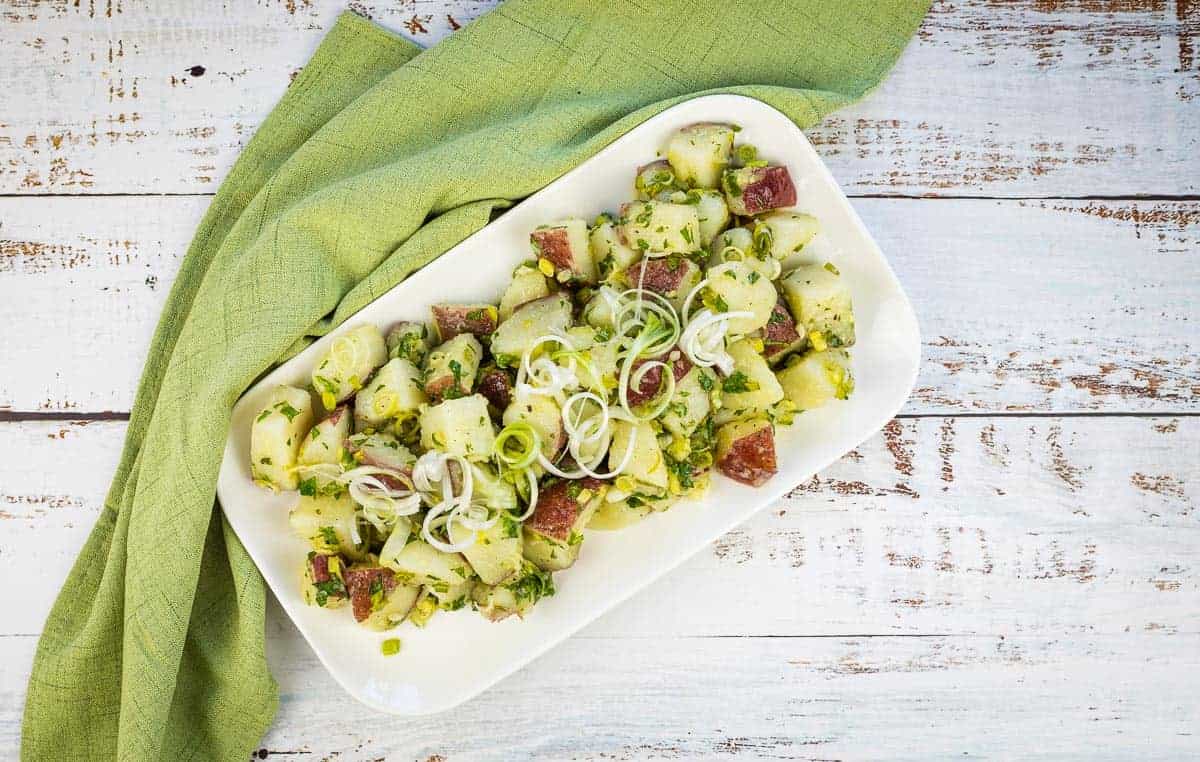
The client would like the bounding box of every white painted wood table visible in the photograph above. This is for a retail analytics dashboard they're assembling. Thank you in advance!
[1,1,1197,759]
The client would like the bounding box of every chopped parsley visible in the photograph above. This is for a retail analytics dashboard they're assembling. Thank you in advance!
[507,564,555,604]
[698,372,715,392]
[722,371,755,394]
[369,576,386,612]
[312,577,345,607]
[318,526,339,547]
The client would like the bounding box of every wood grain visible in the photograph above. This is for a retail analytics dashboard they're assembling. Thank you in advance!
[0,0,1195,196]
[1,414,1196,756]
[2,196,1195,414]
[2,630,1197,759]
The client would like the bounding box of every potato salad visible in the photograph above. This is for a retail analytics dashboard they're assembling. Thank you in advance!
[249,122,856,634]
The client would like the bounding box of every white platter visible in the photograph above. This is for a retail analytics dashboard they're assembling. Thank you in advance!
[216,94,921,715]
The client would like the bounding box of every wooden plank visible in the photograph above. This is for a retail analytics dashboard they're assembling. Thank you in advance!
[0,0,1195,196]
[4,416,1195,639]
[1,630,1196,758]
[2,196,1196,414]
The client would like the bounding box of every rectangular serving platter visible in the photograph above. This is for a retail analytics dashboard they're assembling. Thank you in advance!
[216,93,921,715]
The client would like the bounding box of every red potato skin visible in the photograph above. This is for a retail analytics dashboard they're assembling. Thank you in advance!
[325,405,349,427]
[477,367,514,411]
[740,166,796,215]
[531,228,575,272]
[422,374,457,402]
[626,257,695,297]
[346,438,413,490]
[762,298,802,363]
[718,424,778,487]
[626,348,693,407]
[528,478,604,541]
[309,553,334,584]
[343,566,398,622]
[432,304,497,342]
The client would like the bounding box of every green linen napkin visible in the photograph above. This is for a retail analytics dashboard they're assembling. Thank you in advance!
[22,2,929,759]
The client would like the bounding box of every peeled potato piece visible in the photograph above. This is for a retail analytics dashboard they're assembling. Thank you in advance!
[703,261,777,335]
[250,385,314,491]
[666,122,736,189]
[311,324,387,410]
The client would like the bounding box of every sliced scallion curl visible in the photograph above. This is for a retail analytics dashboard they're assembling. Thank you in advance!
[680,308,754,375]
[494,422,541,470]
[512,468,540,521]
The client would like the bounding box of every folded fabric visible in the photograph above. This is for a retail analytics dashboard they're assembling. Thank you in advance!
[22,2,929,759]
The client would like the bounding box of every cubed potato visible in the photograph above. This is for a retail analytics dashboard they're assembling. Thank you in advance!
[476,366,514,413]
[297,405,350,475]
[715,339,785,425]
[343,565,422,629]
[609,419,669,496]
[661,366,714,438]
[761,298,804,366]
[586,495,653,530]
[625,255,703,314]
[617,200,701,254]
[502,392,565,460]
[581,285,620,330]
[578,335,620,395]
[589,217,641,281]
[523,478,604,572]
[300,551,349,609]
[531,218,596,284]
[780,264,856,349]
[384,537,473,588]
[449,512,523,585]
[468,461,518,515]
[715,418,778,487]
[311,324,388,409]
[490,293,574,368]
[288,492,366,560]
[688,189,731,244]
[666,122,736,189]
[635,159,679,200]
[355,357,427,427]
[723,165,797,216]
[431,303,498,342]
[711,225,754,259]
[386,321,431,366]
[423,333,482,401]
[703,261,777,334]
[754,211,819,260]
[499,264,552,321]
[250,385,315,491]
[472,560,555,621]
[345,432,415,479]
[776,349,855,410]
[419,394,495,460]
[428,580,473,611]
[625,347,693,408]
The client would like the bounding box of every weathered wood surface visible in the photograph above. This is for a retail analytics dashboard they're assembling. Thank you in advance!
[2,630,1197,759]
[0,0,1197,197]
[1,0,1198,758]
[1,415,1196,757]
[2,196,1197,415]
